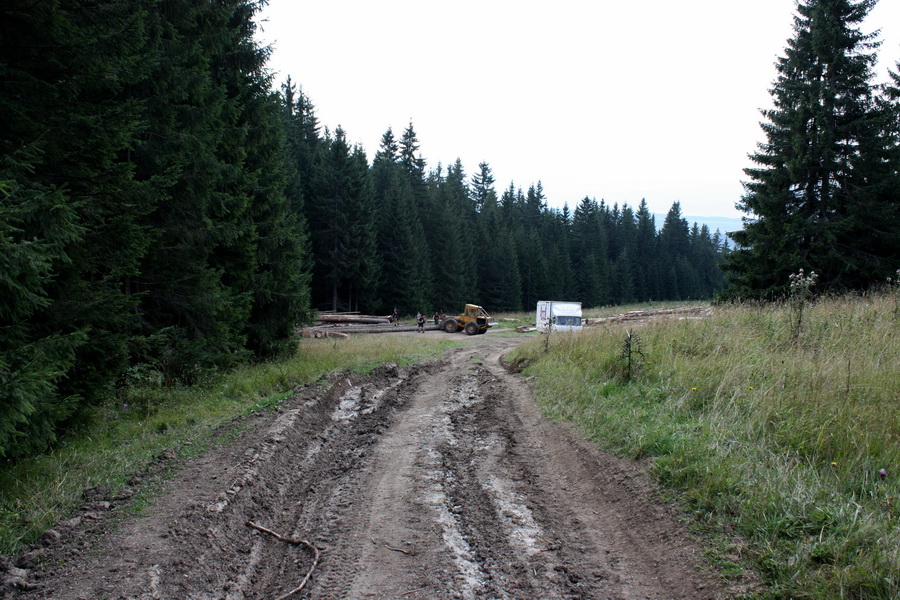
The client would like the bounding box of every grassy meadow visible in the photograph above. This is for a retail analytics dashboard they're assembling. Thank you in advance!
[0,334,457,555]
[1,295,897,600]
[509,293,899,599]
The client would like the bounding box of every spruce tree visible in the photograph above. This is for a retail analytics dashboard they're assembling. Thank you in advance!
[371,131,430,314]
[724,0,897,298]
[517,227,552,309]
[634,200,659,301]
[425,164,471,312]
[0,0,156,453]
[470,162,498,213]
[129,0,249,378]
[442,160,479,307]
[658,202,692,299]
[541,205,576,300]
[611,204,638,304]
[281,79,323,216]
[514,184,552,309]
[871,60,900,269]
[471,163,507,308]
[306,128,378,311]
[398,123,435,307]
[400,122,429,208]
[477,210,522,312]
[571,197,610,307]
[243,78,312,359]
[346,145,380,312]
[688,224,727,298]
[0,156,84,457]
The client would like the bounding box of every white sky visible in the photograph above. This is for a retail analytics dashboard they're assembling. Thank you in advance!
[255,0,900,218]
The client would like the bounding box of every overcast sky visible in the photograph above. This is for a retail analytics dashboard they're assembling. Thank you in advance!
[254,1,900,219]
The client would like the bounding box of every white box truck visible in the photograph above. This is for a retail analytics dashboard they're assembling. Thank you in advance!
[535,301,583,332]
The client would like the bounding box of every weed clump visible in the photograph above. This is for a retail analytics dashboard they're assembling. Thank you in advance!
[789,268,817,341]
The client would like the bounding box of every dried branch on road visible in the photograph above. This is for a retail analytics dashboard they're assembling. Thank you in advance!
[246,521,320,599]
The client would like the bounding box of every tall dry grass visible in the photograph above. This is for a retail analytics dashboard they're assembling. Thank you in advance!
[510,292,899,599]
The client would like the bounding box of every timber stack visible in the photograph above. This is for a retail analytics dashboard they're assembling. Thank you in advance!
[583,306,707,326]
[300,311,432,336]
[315,311,390,325]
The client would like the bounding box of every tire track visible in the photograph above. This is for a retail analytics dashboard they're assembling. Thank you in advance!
[15,336,727,600]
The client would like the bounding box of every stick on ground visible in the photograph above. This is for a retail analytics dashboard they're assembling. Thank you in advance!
[371,536,415,555]
[247,521,320,599]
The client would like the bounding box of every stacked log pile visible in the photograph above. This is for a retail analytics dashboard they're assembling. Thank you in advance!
[584,306,707,326]
[315,312,390,325]
[299,311,437,337]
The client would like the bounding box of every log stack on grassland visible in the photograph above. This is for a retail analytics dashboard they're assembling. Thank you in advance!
[583,306,708,326]
[299,311,409,337]
[314,312,390,325]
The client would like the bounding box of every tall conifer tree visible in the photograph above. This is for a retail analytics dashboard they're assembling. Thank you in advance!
[306,128,378,311]
[425,164,471,312]
[398,123,435,307]
[442,160,479,306]
[633,200,659,301]
[724,0,896,297]
[658,202,692,299]
[0,0,155,453]
[372,130,430,314]
[0,158,83,457]
[470,162,497,213]
[571,198,610,306]
[242,76,312,359]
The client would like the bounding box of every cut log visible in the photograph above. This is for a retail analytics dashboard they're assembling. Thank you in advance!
[583,306,706,326]
[315,314,389,324]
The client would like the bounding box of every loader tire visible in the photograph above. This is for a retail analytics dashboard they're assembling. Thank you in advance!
[443,318,459,333]
[464,321,479,335]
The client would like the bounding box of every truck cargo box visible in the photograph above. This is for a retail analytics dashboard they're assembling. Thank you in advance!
[536,301,583,332]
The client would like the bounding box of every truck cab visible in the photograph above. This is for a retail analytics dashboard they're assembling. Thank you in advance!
[536,301,583,332]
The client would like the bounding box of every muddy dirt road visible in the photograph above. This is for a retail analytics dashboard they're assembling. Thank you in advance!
[12,333,728,599]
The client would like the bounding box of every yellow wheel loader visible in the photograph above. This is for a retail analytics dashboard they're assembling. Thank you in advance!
[440,304,496,335]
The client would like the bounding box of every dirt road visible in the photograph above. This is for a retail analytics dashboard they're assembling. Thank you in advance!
[12,332,727,599]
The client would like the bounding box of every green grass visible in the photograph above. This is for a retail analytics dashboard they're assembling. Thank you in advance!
[509,293,899,599]
[0,333,455,554]
[4,297,897,599]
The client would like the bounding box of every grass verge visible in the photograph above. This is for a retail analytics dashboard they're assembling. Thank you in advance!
[0,333,456,555]
[509,293,899,599]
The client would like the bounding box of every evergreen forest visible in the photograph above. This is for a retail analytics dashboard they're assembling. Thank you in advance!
[1,0,899,459]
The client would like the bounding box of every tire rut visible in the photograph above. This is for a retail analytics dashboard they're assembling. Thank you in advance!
[11,335,727,600]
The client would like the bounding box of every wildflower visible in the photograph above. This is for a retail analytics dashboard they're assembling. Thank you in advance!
[691,387,697,391]
[831,462,838,467]
[748,386,754,390]
[879,468,887,479]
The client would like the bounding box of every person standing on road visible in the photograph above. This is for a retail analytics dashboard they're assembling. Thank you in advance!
[417,312,426,333]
